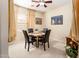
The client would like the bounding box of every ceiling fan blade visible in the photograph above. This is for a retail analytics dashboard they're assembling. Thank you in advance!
[36,4,40,7]
[32,0,39,2]
[44,4,47,7]
[44,0,52,3]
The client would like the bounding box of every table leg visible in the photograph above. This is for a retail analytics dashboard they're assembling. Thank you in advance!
[36,37,39,47]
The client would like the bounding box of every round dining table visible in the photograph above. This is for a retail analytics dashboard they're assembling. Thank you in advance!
[28,32,45,47]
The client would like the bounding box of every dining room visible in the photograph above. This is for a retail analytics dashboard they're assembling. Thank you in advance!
[8,0,78,58]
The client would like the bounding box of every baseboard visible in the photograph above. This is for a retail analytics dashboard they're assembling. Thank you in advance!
[0,54,9,58]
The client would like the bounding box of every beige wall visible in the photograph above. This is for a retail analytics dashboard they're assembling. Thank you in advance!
[14,5,45,31]
[14,5,45,42]
[0,0,1,57]
[0,0,8,57]
[45,0,73,43]
[35,11,45,31]
[14,5,27,31]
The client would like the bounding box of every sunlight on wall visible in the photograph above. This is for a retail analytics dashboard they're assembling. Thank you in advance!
[14,5,27,32]
[14,0,32,7]
[17,14,27,31]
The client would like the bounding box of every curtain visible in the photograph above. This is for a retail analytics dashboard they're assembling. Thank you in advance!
[27,9,35,28]
[69,18,77,39]
[8,0,16,42]
[69,0,79,41]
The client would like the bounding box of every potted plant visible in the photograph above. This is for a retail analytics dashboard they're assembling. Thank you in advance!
[65,45,78,58]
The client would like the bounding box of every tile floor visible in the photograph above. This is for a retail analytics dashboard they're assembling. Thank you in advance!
[9,31,79,58]
[9,39,66,58]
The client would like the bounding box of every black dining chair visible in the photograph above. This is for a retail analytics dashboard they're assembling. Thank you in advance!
[23,30,36,51]
[42,28,48,33]
[39,28,49,40]
[38,30,51,51]
[28,28,33,33]
[28,28,36,41]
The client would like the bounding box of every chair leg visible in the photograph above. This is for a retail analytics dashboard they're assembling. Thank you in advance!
[38,42,39,47]
[35,42,37,47]
[48,41,50,48]
[28,43,30,51]
[44,43,46,51]
[25,42,27,49]
[32,42,33,45]
[42,42,43,45]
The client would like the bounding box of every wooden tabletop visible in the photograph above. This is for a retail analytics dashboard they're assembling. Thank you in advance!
[28,32,45,36]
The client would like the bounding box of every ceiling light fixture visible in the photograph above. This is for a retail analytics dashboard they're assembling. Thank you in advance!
[32,0,52,8]
[40,2,44,6]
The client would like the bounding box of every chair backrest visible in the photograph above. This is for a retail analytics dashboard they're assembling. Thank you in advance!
[28,28,33,33]
[42,28,48,33]
[23,30,29,42]
[44,30,51,42]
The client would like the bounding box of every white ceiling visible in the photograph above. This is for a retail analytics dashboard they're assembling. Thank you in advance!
[14,0,72,12]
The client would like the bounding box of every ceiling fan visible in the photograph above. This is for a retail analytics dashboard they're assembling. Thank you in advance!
[32,0,52,8]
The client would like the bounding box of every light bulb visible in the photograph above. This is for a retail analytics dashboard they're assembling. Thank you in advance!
[40,2,44,5]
